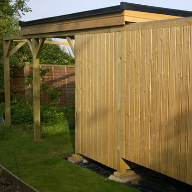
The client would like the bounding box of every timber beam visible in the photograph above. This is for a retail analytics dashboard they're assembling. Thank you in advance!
[66,37,75,56]
[9,41,26,57]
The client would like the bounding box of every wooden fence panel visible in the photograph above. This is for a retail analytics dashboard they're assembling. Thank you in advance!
[11,64,75,106]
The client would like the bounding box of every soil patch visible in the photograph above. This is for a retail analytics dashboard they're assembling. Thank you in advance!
[0,175,22,192]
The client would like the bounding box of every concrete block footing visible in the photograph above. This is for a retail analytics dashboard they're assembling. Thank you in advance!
[68,156,88,164]
[108,173,142,183]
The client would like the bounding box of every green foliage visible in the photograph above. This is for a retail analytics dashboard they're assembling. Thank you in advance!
[0,0,31,102]
[11,99,33,125]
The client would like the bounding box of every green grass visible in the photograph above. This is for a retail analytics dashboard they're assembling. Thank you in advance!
[0,121,139,192]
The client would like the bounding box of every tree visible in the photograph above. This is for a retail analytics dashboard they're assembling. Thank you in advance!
[0,0,31,102]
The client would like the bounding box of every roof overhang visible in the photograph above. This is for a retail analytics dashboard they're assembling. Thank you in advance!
[16,2,192,37]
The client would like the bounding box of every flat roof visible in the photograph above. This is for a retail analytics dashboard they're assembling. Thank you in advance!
[20,2,192,27]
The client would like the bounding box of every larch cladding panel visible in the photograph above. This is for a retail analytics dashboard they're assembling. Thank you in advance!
[75,19,192,185]
[120,26,192,184]
[75,33,118,170]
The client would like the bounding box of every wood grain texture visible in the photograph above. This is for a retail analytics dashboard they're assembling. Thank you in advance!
[75,19,192,184]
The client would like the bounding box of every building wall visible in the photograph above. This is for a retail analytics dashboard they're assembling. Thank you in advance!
[75,17,192,185]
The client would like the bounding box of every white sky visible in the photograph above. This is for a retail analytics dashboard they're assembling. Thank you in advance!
[22,0,192,21]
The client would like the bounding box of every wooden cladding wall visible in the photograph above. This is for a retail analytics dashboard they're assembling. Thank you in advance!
[75,33,119,170]
[11,64,75,106]
[75,19,192,185]
[120,26,192,184]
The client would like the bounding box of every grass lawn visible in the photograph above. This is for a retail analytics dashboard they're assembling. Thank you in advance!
[0,121,139,192]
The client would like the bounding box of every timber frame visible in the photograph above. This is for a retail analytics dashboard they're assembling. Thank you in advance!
[3,1,192,182]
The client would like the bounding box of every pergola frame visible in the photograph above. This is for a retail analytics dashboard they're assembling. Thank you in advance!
[3,36,74,141]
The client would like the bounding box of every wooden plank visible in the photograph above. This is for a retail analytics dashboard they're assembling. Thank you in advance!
[100,33,105,164]
[14,39,70,46]
[78,35,82,154]
[91,33,96,160]
[114,32,118,170]
[129,30,135,163]
[123,10,182,21]
[180,25,189,183]
[86,34,91,159]
[36,38,45,59]
[135,30,141,164]
[110,32,115,168]
[139,29,146,166]
[108,32,113,168]
[174,26,183,180]
[9,42,26,57]
[124,16,153,23]
[21,15,125,36]
[144,28,151,168]
[121,31,126,161]
[97,33,101,162]
[75,35,79,154]
[32,38,41,141]
[161,28,169,175]
[105,33,110,166]
[117,31,127,174]
[187,25,192,185]
[66,37,75,56]
[3,40,11,126]
[27,39,33,54]
[150,28,157,170]
[167,27,176,178]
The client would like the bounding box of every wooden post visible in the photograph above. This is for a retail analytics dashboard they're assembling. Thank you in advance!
[32,38,41,141]
[3,40,12,127]
[116,32,127,177]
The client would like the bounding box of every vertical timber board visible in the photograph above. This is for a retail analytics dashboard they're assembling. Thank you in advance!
[75,35,79,154]
[111,32,116,169]
[125,30,131,161]
[97,33,101,163]
[121,31,126,160]
[135,30,141,164]
[87,34,90,159]
[150,28,158,170]
[33,38,41,141]
[3,40,12,127]
[78,35,82,154]
[187,25,192,185]
[117,31,126,174]
[139,29,146,166]
[168,27,177,178]
[168,27,176,177]
[161,27,169,175]
[175,26,182,180]
[180,25,189,183]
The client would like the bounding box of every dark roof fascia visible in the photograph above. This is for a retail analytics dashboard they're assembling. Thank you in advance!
[20,2,192,27]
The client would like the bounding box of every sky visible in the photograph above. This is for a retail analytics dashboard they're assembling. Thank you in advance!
[21,0,192,22]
